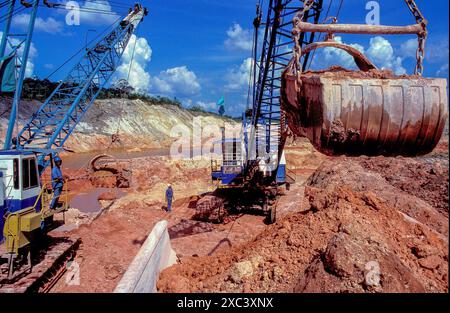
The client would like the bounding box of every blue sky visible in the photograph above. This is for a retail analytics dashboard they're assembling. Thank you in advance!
[1,0,448,117]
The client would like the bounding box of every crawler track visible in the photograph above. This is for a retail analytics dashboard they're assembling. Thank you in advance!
[0,237,81,293]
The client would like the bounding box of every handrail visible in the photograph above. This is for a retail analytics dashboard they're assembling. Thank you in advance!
[31,178,69,218]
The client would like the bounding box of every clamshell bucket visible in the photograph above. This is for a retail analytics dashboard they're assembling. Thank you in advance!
[281,41,448,156]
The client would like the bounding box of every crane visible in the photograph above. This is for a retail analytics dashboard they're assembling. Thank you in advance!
[210,0,323,223]
[0,0,148,278]
[211,0,448,223]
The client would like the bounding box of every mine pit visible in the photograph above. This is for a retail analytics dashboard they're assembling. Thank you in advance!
[0,0,448,297]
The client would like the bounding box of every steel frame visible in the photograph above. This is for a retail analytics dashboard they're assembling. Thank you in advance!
[245,0,322,180]
[15,19,141,171]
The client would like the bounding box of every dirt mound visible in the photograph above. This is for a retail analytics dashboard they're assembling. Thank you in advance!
[295,228,427,293]
[302,66,420,79]
[168,219,215,239]
[157,157,448,293]
[193,194,226,223]
[307,158,448,237]
[358,156,448,217]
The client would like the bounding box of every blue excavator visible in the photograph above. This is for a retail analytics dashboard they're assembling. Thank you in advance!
[0,0,148,278]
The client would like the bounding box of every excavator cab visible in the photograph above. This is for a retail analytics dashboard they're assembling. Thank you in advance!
[211,138,245,187]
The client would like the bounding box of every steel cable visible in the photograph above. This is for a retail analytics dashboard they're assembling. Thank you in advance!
[44,15,122,79]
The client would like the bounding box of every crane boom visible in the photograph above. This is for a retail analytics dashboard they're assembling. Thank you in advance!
[2,0,40,152]
[11,6,146,172]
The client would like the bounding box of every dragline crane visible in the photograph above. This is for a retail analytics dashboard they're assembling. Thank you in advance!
[210,0,448,224]
[0,0,148,277]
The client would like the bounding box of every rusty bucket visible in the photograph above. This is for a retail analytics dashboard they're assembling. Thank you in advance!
[281,42,448,156]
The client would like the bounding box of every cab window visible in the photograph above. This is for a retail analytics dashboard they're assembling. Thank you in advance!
[22,158,39,190]
[29,158,39,188]
[13,158,19,190]
[22,159,30,189]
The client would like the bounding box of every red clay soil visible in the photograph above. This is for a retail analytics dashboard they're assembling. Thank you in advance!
[49,156,267,293]
[157,150,448,293]
[49,138,448,293]
[50,197,269,293]
[50,199,168,292]
[302,65,421,79]
[357,156,448,217]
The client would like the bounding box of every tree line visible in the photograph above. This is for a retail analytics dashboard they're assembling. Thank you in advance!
[13,78,238,120]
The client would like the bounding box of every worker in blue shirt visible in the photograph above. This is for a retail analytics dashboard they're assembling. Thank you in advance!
[50,156,64,211]
[165,184,174,212]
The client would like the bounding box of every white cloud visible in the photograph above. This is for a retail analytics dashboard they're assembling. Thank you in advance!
[322,36,365,69]
[366,36,406,75]
[13,13,64,34]
[151,66,201,97]
[25,62,35,77]
[225,57,253,91]
[116,35,152,92]
[62,0,118,25]
[224,23,253,51]
[400,38,417,58]
[195,101,216,111]
[116,62,150,92]
[401,38,449,66]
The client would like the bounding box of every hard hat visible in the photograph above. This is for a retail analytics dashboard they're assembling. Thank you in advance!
[54,156,62,163]
[167,183,171,187]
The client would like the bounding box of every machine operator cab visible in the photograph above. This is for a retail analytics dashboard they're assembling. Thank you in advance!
[210,117,288,188]
[0,151,42,243]
[211,138,245,187]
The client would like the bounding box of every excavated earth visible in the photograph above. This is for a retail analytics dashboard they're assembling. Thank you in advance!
[0,97,237,152]
[301,65,421,79]
[157,138,449,293]
[49,155,271,292]
[45,135,448,293]
[3,96,447,293]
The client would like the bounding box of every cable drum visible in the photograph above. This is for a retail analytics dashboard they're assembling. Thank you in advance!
[281,42,449,156]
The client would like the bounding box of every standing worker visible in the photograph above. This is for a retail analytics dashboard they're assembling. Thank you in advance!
[165,184,174,213]
[50,156,64,211]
